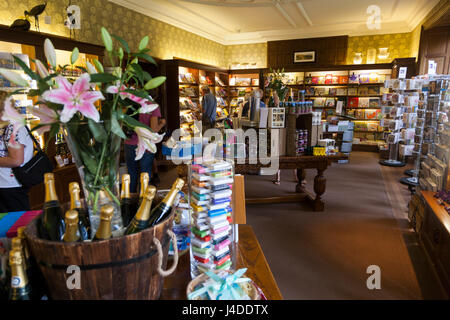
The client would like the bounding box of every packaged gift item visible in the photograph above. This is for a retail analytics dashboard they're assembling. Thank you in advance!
[187,268,262,300]
[190,160,234,277]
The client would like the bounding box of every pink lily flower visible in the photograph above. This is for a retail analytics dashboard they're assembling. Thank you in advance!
[106,84,158,114]
[42,73,104,123]
[106,84,129,100]
[29,104,58,135]
[134,127,164,160]
[1,97,26,147]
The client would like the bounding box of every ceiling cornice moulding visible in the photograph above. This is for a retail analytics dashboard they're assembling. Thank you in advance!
[109,0,441,46]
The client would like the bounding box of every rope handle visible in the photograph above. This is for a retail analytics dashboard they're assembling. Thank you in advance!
[153,229,178,277]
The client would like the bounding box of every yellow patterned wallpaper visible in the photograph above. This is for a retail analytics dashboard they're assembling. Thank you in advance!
[225,43,267,69]
[0,0,228,67]
[346,33,413,65]
[0,0,430,69]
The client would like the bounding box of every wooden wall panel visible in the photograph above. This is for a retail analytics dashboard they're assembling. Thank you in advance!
[267,36,348,70]
[419,26,450,75]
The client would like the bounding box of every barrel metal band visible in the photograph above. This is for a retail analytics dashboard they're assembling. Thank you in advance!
[37,235,169,270]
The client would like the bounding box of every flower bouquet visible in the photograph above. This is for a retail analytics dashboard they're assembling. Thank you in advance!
[266,68,288,106]
[0,27,166,232]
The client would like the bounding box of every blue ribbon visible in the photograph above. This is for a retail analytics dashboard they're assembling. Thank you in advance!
[188,268,252,300]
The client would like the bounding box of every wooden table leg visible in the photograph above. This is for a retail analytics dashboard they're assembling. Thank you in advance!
[295,168,307,193]
[312,168,326,211]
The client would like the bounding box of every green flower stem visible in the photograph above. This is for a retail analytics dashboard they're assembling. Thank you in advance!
[93,190,100,214]
[104,185,121,206]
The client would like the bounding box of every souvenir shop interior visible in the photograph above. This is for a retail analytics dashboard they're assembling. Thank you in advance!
[0,0,449,302]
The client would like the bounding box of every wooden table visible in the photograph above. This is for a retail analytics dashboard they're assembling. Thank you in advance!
[160,154,347,212]
[234,154,348,211]
[160,225,283,300]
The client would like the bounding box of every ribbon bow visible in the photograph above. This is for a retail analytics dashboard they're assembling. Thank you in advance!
[188,268,252,300]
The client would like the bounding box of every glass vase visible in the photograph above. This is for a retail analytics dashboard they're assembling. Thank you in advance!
[63,120,124,237]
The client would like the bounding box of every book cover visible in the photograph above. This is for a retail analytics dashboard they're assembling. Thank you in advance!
[348,97,359,108]
[348,87,358,95]
[314,98,326,107]
[358,86,369,96]
[369,98,380,108]
[367,86,380,95]
[358,98,370,108]
[325,98,335,107]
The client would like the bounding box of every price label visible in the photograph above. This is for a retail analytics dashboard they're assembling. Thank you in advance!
[398,67,407,79]
[428,60,437,75]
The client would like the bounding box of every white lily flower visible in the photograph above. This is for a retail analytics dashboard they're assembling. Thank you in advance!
[134,127,164,160]
[44,38,56,69]
[0,68,29,87]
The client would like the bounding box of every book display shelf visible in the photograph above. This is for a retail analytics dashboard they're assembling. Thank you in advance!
[262,66,393,152]
[164,59,231,140]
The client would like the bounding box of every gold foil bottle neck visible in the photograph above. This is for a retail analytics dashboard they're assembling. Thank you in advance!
[121,174,131,199]
[69,182,82,209]
[173,178,185,190]
[44,173,58,202]
[100,204,114,220]
[65,209,79,223]
[17,226,26,239]
[63,210,80,242]
[134,186,157,222]
[139,172,149,197]
[11,237,23,251]
[9,249,23,266]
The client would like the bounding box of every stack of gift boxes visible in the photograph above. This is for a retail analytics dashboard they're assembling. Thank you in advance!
[190,160,234,274]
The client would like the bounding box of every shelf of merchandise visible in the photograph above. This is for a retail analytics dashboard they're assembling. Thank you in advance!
[164,59,232,138]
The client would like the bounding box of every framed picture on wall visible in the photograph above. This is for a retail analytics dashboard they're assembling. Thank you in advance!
[294,51,315,63]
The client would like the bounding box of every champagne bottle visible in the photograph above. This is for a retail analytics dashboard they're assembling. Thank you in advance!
[92,205,114,241]
[8,250,32,300]
[120,174,133,226]
[16,227,30,262]
[41,173,64,241]
[63,210,81,242]
[125,186,157,235]
[69,182,91,240]
[138,172,149,206]
[17,227,45,300]
[149,178,184,226]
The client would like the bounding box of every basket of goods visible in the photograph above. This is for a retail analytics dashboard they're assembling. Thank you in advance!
[22,175,184,300]
[186,268,265,300]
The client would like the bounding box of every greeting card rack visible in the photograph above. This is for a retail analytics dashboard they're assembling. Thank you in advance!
[380,79,407,167]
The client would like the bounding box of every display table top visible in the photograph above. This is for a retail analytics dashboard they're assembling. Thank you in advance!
[421,191,450,234]
[161,224,283,300]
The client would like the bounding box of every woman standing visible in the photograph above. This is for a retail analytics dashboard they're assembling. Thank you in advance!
[0,92,34,212]
[124,107,166,193]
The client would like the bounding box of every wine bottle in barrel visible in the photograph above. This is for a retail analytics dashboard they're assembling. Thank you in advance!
[149,178,184,226]
[8,250,32,300]
[63,210,81,242]
[138,172,149,206]
[92,205,114,241]
[125,185,156,235]
[17,226,46,300]
[69,182,91,240]
[120,174,133,226]
[40,173,65,241]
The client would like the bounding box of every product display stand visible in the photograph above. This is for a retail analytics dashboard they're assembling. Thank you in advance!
[414,75,450,192]
[380,79,407,167]
[397,79,422,189]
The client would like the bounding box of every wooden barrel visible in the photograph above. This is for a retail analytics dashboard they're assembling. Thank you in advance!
[23,211,177,300]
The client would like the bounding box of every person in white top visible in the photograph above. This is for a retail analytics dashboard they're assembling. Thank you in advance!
[0,91,33,212]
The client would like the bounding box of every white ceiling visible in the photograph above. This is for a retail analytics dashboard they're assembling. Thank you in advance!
[109,0,440,45]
